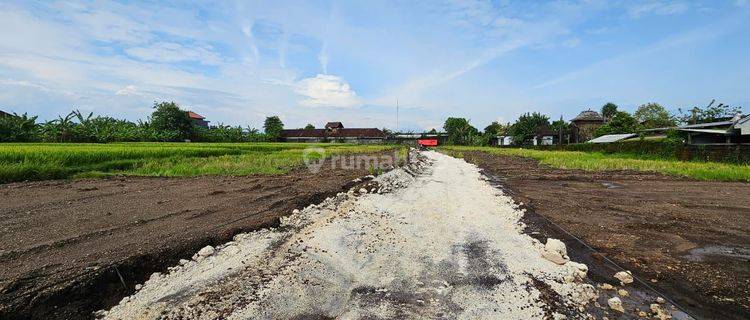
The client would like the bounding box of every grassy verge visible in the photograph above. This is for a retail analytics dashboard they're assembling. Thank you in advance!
[0,142,403,183]
[440,146,750,182]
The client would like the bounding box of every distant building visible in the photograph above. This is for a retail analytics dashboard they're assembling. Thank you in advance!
[187,111,209,128]
[533,127,559,146]
[325,122,344,131]
[675,114,750,145]
[570,110,605,143]
[281,122,387,144]
[493,135,514,146]
[393,133,448,146]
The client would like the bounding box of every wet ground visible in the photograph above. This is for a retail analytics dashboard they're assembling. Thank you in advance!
[0,153,397,320]
[456,150,750,320]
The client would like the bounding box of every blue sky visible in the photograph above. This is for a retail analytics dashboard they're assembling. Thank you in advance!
[1,0,748,131]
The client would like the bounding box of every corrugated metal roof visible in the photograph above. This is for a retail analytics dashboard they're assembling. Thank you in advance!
[588,133,637,143]
[680,120,733,129]
[677,128,730,135]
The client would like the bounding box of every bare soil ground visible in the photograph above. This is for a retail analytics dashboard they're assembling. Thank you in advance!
[0,153,396,320]
[459,151,750,320]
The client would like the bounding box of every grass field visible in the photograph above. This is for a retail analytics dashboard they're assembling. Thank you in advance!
[0,143,403,183]
[441,146,750,182]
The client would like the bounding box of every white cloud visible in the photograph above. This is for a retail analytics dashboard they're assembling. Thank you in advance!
[125,42,222,65]
[115,85,139,96]
[628,1,689,18]
[295,74,361,108]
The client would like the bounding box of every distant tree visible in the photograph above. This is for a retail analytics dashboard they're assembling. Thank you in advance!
[595,111,639,137]
[443,117,479,145]
[480,121,506,146]
[150,101,194,141]
[601,103,618,121]
[483,121,506,136]
[263,116,284,141]
[507,112,550,145]
[427,128,438,134]
[676,99,743,125]
[634,103,676,128]
[381,127,394,137]
[0,112,39,142]
[304,123,315,130]
[549,117,570,143]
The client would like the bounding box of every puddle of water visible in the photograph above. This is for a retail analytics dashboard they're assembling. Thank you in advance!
[684,245,750,262]
[601,182,621,189]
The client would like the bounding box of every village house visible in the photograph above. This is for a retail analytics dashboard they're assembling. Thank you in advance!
[187,111,209,128]
[281,122,387,144]
[570,109,605,143]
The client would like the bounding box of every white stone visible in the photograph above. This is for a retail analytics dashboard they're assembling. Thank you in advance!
[542,238,569,265]
[617,289,629,297]
[600,283,614,290]
[608,297,625,313]
[566,261,588,279]
[292,209,300,214]
[198,245,215,258]
[359,188,368,194]
[650,303,672,320]
[614,271,634,285]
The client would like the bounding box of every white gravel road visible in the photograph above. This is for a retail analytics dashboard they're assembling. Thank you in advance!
[103,151,600,319]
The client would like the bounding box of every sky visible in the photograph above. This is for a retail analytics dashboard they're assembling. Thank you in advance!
[1,0,749,132]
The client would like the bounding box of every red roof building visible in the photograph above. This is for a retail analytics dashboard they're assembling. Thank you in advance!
[281,122,386,143]
[186,111,209,128]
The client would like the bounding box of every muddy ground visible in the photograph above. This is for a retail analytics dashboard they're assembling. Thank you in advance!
[0,153,397,320]
[458,151,750,320]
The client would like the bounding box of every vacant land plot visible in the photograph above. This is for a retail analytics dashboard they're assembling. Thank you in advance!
[443,146,750,182]
[0,142,401,183]
[444,147,750,320]
[0,143,402,319]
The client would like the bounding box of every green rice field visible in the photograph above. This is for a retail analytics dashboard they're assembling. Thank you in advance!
[441,146,750,182]
[0,142,402,183]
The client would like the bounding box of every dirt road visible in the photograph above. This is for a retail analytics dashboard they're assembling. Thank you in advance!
[0,152,398,320]
[456,150,750,320]
[103,151,679,319]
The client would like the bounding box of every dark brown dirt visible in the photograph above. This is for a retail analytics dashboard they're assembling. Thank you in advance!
[458,150,750,320]
[0,153,397,320]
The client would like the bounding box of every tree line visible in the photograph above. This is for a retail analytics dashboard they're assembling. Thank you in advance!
[0,102,287,143]
[441,101,743,146]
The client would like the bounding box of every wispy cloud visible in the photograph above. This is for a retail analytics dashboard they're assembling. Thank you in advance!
[627,1,689,18]
[0,0,746,130]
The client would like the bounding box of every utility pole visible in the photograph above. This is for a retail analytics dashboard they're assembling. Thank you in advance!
[396,99,399,134]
